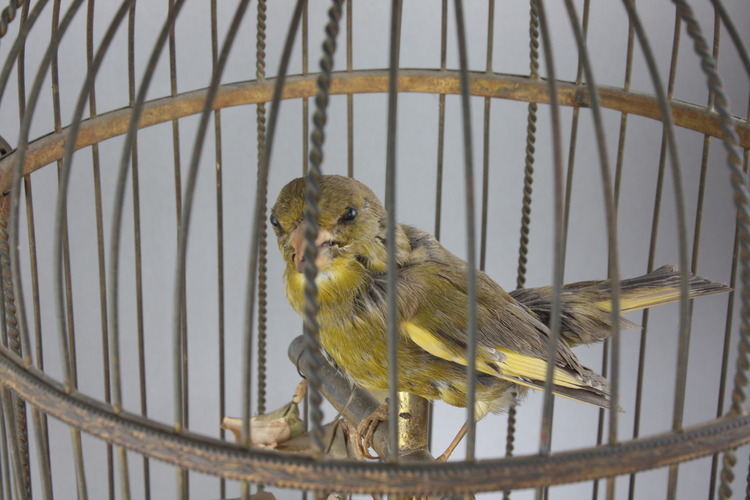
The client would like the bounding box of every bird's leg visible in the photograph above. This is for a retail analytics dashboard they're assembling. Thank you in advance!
[436,421,468,462]
[352,401,389,460]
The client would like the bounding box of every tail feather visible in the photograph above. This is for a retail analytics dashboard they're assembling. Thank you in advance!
[510,265,731,347]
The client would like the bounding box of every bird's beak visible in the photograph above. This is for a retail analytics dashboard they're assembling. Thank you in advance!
[289,224,335,273]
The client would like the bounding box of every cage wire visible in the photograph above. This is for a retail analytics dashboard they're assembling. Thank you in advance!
[0,0,749,499]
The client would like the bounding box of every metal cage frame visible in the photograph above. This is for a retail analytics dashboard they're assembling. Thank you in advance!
[0,0,749,498]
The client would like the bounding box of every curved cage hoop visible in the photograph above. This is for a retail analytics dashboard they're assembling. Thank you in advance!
[0,0,749,498]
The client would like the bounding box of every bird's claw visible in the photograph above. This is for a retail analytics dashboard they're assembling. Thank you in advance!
[346,401,389,460]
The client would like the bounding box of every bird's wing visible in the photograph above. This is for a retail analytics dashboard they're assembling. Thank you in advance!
[402,319,611,409]
[398,224,611,408]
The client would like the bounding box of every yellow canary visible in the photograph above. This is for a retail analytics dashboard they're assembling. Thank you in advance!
[270,175,729,425]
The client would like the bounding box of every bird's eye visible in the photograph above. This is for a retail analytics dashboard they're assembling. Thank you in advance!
[341,206,357,222]
[269,213,281,229]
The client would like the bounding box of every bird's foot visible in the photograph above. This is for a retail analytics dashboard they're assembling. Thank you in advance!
[349,401,389,460]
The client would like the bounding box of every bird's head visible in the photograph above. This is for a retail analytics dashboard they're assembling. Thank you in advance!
[270,175,388,275]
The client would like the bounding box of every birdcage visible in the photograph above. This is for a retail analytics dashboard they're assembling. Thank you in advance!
[0,0,749,498]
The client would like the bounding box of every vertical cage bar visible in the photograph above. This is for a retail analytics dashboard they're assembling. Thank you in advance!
[165,2,181,499]
[107,3,189,500]
[172,2,250,497]
[242,0,305,456]
[559,0,590,265]
[0,387,25,500]
[533,0,565,461]
[14,2,39,499]
[620,4,694,500]
[612,3,636,500]
[125,4,148,499]
[300,5,309,494]
[253,1,268,496]
[209,1,228,497]
[302,0,345,459]
[453,0,479,461]
[508,6,540,494]
[0,381,9,500]
[479,0,493,273]
[301,1,309,176]
[385,0,402,462]
[254,0,268,421]
[345,0,353,177]
[708,2,750,500]
[0,209,27,500]
[49,2,88,499]
[563,3,626,498]
[434,0,447,241]
[57,1,136,497]
[515,0,539,291]
[669,2,750,498]
[84,1,114,498]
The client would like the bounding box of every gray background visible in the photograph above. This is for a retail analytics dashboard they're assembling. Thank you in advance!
[1,0,749,498]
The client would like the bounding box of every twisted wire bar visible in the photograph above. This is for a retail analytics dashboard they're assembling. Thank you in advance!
[0,0,24,40]
[689,9,723,500]
[707,2,750,496]
[507,5,540,494]
[242,0,305,456]
[255,0,268,420]
[5,12,33,491]
[0,384,11,500]
[303,0,345,458]
[251,1,268,496]
[0,386,25,500]
[19,12,53,495]
[512,0,540,490]
[515,0,538,289]
[0,214,29,499]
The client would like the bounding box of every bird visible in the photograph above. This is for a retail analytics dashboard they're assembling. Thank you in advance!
[270,174,730,460]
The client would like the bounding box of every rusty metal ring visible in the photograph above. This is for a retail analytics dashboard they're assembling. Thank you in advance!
[1,69,747,194]
[1,342,750,495]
